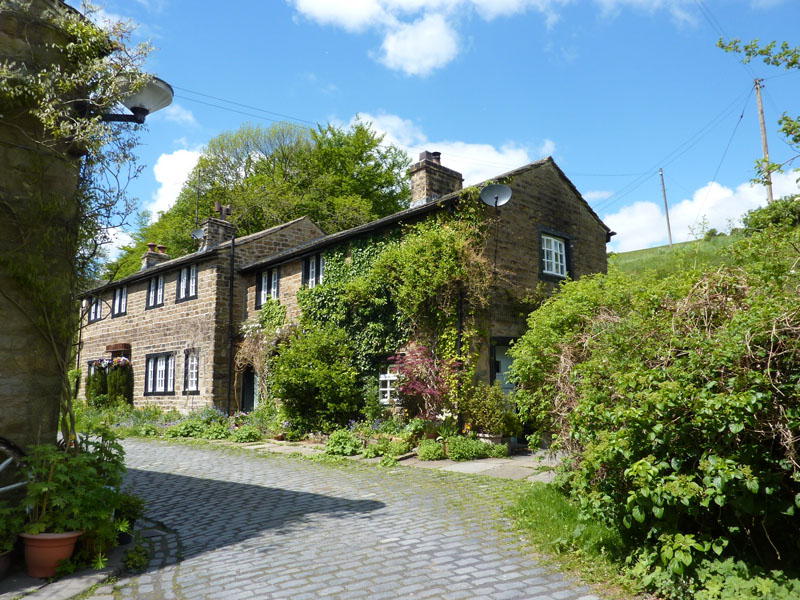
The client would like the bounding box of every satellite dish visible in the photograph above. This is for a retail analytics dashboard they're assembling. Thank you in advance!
[190,228,204,240]
[480,184,512,208]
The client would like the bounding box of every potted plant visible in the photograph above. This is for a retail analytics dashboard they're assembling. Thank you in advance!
[465,382,507,444]
[18,437,123,578]
[0,501,24,579]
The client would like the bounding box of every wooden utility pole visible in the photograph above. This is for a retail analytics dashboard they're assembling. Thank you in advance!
[754,78,774,204]
[659,168,673,249]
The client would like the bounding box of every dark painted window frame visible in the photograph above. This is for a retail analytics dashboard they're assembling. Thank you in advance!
[183,348,200,395]
[146,275,165,310]
[144,351,175,396]
[301,253,325,288]
[111,286,127,318]
[87,296,103,323]
[175,264,198,304]
[537,227,573,282]
[255,266,280,310]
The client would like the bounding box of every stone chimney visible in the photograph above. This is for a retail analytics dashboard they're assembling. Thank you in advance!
[198,217,236,251]
[408,151,463,208]
[140,242,170,270]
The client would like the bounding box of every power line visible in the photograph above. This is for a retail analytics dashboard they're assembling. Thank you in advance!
[174,86,318,126]
[693,0,757,79]
[591,89,749,213]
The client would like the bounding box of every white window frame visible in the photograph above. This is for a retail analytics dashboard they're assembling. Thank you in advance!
[177,265,198,302]
[185,351,199,393]
[88,296,102,322]
[145,352,175,395]
[112,286,127,317]
[189,264,197,297]
[541,234,567,278]
[270,268,278,300]
[378,364,399,406]
[308,258,317,289]
[148,275,164,308]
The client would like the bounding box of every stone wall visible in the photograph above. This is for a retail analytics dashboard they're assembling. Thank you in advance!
[0,0,82,455]
[78,217,323,413]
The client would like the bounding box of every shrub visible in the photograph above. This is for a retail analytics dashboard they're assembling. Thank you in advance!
[199,422,230,440]
[86,363,108,405]
[510,227,800,596]
[163,420,205,438]
[325,429,362,456]
[393,343,460,419]
[445,436,491,461]
[230,425,262,443]
[417,439,446,461]
[107,360,133,405]
[270,324,362,432]
[463,381,507,434]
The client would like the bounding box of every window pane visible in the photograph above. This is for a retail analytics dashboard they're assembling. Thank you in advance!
[121,287,127,312]
[147,359,154,393]
[309,259,316,289]
[189,265,196,296]
[148,280,155,306]
[167,355,175,392]
[260,272,269,305]
[188,353,198,391]
[157,276,164,304]
[270,269,278,300]
[156,356,165,391]
[320,256,325,284]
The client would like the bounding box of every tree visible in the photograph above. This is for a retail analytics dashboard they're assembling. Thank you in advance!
[108,119,411,279]
[718,38,800,184]
[0,0,149,449]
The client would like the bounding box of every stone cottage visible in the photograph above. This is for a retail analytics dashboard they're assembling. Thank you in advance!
[79,152,613,413]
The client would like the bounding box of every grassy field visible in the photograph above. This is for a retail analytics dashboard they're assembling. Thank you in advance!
[610,231,743,277]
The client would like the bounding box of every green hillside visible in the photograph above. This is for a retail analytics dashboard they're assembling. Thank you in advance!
[609,231,743,277]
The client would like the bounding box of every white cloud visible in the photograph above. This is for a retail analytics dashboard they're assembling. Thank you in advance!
[379,13,459,76]
[290,0,390,32]
[592,0,696,25]
[584,190,612,201]
[604,171,800,252]
[355,111,547,184]
[158,103,197,127]
[105,227,134,261]
[146,149,201,221]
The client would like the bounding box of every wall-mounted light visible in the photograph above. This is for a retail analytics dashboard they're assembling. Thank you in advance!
[101,76,174,124]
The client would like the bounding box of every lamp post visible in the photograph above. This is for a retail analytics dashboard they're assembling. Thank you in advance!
[101,76,174,124]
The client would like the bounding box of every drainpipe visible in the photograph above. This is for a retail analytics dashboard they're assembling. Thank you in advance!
[226,233,235,415]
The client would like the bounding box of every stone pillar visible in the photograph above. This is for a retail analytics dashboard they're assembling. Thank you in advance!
[0,0,83,457]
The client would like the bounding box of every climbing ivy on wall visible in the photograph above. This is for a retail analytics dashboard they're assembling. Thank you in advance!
[297,190,493,376]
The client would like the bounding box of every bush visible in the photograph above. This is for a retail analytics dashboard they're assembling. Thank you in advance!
[86,363,108,405]
[163,420,205,438]
[270,324,362,432]
[230,425,262,443]
[325,429,362,456]
[445,436,490,461]
[107,360,133,405]
[417,439,446,461]
[199,422,230,440]
[510,227,800,597]
[463,381,507,434]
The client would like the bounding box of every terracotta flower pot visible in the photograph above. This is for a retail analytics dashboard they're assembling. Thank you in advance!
[20,531,82,578]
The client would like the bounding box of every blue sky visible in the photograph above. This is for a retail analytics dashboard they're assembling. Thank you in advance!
[81,0,799,253]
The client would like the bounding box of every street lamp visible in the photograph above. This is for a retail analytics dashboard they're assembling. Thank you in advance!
[101,76,174,124]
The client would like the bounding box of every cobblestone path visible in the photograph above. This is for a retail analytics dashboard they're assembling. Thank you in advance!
[88,439,602,600]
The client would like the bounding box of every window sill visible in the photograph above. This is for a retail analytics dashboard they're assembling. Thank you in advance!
[175,295,198,305]
[182,390,200,396]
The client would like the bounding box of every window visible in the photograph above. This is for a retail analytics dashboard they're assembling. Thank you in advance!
[379,364,399,406]
[541,234,567,278]
[255,267,280,309]
[145,352,175,395]
[88,296,102,323]
[147,275,164,309]
[176,264,198,303]
[112,286,127,317]
[184,350,199,394]
[302,254,324,289]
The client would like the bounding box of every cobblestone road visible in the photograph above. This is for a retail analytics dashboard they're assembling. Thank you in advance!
[88,439,603,600]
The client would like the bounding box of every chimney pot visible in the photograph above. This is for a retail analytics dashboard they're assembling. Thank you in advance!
[431,151,441,164]
[146,242,157,252]
[157,244,166,254]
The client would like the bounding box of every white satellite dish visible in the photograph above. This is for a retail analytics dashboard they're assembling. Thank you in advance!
[480,184,512,208]
[190,228,204,240]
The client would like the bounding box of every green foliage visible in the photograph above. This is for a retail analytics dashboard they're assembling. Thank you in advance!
[741,195,800,232]
[510,223,800,597]
[108,119,411,279]
[124,542,151,572]
[86,365,108,406]
[116,492,146,525]
[445,436,507,461]
[230,425,262,443]
[325,429,363,456]
[0,500,24,553]
[718,38,799,185]
[463,381,508,434]
[417,439,446,461]
[270,324,362,432]
[163,420,206,439]
[257,299,287,332]
[107,363,133,406]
